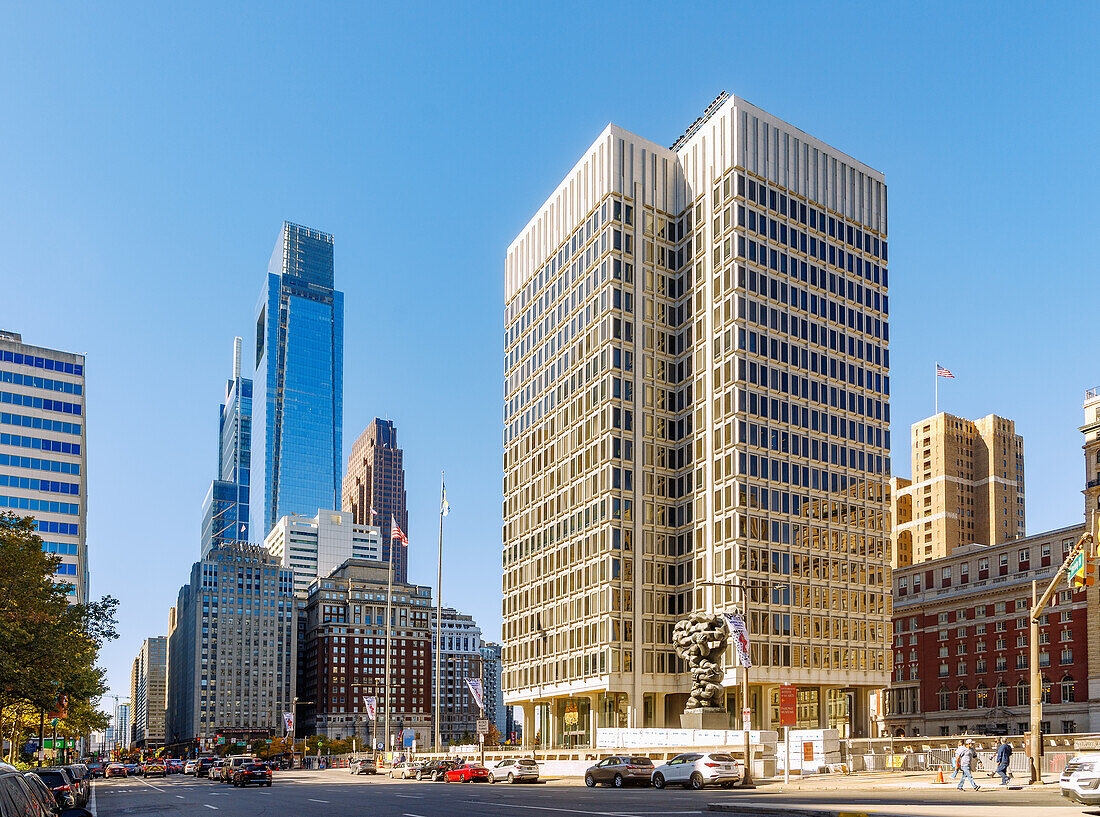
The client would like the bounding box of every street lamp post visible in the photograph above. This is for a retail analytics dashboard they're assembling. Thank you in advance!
[445,653,487,767]
[697,578,787,789]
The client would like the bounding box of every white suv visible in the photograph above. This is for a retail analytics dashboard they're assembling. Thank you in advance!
[487,758,539,784]
[1060,753,1100,804]
[652,752,742,790]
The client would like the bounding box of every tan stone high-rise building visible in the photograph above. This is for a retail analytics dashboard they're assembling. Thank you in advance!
[891,412,1025,567]
[503,94,892,745]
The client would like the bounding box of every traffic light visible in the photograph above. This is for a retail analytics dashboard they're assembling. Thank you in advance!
[1070,542,1097,588]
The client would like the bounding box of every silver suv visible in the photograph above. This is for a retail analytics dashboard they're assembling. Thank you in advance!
[487,758,539,784]
[652,752,742,790]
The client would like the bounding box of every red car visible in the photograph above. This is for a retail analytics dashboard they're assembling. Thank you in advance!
[444,763,489,782]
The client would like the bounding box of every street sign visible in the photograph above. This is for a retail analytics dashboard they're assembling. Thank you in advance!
[476,719,490,735]
[779,684,797,727]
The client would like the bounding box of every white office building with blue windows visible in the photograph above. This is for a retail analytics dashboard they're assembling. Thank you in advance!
[0,329,88,603]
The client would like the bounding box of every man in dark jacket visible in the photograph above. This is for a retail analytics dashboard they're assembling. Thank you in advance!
[995,737,1013,785]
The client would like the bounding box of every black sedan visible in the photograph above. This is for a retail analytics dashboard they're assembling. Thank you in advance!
[231,762,273,788]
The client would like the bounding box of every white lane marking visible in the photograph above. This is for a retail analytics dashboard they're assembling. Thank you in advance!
[203,806,218,811]
[308,798,330,803]
[473,803,689,817]
[87,785,97,817]
[176,795,185,798]
[134,777,166,793]
[404,813,429,817]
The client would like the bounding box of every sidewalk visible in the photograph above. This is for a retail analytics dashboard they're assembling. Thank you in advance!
[748,769,1062,791]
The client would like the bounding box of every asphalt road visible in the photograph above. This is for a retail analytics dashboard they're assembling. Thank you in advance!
[89,769,1094,817]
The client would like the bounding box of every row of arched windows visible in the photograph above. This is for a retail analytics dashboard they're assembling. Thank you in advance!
[937,677,1075,710]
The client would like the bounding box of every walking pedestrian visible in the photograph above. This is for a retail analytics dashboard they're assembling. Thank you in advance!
[994,737,1013,786]
[956,739,981,791]
[951,740,966,780]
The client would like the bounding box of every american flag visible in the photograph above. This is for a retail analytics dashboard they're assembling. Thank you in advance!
[936,365,955,379]
[390,517,408,547]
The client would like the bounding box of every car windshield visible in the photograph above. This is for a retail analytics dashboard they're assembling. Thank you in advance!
[709,754,736,763]
[37,772,65,786]
[519,759,538,766]
[627,757,652,765]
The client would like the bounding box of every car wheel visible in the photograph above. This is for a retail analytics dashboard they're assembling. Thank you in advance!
[415,771,423,781]
[487,773,495,784]
[613,774,624,788]
[585,773,595,788]
[433,772,441,782]
[652,773,665,789]
[507,772,515,784]
[690,773,704,791]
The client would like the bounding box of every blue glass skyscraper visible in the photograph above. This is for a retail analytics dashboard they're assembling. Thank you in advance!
[201,337,252,555]
[250,221,344,539]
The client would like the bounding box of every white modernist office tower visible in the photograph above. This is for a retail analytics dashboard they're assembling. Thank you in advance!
[264,510,382,597]
[502,94,891,747]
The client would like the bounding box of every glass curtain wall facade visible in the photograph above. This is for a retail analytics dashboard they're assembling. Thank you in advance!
[503,95,891,745]
[250,222,344,539]
[201,337,253,555]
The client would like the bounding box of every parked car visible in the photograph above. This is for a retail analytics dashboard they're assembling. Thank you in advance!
[83,763,104,780]
[142,763,166,779]
[183,760,198,775]
[584,755,653,788]
[195,758,216,778]
[22,770,68,816]
[61,767,88,807]
[103,764,127,780]
[230,762,272,788]
[2,762,92,817]
[487,758,540,784]
[28,769,77,810]
[443,763,489,783]
[1061,752,1100,804]
[651,752,742,790]
[417,758,461,781]
[388,762,419,779]
[350,758,377,775]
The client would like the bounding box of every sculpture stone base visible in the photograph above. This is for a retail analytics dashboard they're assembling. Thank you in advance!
[680,710,729,730]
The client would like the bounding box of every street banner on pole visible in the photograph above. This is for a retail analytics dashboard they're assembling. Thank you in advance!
[724,613,753,668]
[465,678,484,710]
[364,696,377,721]
[779,684,797,727]
[283,712,294,735]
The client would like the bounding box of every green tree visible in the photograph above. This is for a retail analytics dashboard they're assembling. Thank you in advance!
[0,514,117,754]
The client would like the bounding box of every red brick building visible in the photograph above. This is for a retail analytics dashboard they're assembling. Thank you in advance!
[300,558,433,746]
[885,523,1088,737]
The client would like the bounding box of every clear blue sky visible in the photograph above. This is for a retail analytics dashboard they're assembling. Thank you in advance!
[1,2,1097,707]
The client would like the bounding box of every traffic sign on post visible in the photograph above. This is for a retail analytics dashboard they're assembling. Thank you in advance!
[476,719,489,735]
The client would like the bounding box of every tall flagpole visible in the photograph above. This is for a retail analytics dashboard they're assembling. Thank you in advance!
[934,361,938,415]
[384,520,394,758]
[434,471,444,753]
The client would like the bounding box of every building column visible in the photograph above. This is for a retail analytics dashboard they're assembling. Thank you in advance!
[522,703,536,750]
[588,693,599,749]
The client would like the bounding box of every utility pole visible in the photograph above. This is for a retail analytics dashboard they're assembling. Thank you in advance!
[1028,530,1093,783]
[445,653,486,766]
